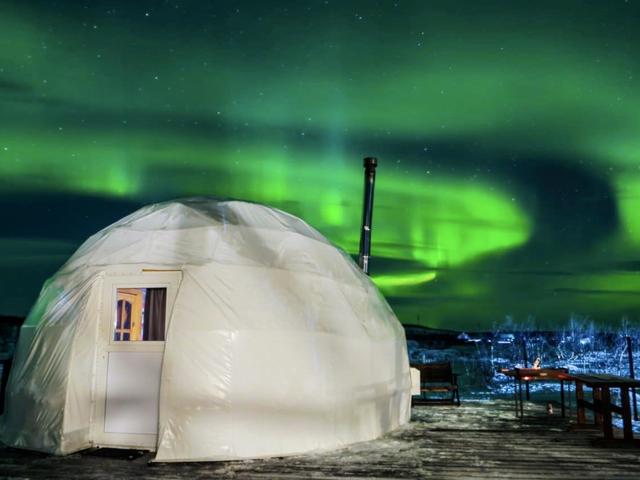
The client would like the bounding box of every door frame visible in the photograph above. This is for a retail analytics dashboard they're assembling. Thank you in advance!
[92,270,181,450]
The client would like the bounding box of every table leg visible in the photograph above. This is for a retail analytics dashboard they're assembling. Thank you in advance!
[560,380,566,418]
[576,381,585,425]
[621,386,633,441]
[518,379,524,418]
[514,376,519,418]
[601,387,613,440]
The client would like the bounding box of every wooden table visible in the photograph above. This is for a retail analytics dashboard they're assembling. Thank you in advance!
[559,373,640,442]
[501,368,569,419]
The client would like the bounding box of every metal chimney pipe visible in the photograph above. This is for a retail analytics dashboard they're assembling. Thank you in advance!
[358,157,378,275]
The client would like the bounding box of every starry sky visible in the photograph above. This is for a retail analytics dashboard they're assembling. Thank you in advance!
[1,0,640,330]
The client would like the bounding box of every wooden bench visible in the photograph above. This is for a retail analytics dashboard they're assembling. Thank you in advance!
[561,373,640,444]
[412,362,460,406]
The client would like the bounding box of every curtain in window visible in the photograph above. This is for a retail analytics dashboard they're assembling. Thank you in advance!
[143,288,167,341]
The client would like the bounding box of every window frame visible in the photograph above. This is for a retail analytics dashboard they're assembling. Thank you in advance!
[102,272,181,350]
[112,286,168,343]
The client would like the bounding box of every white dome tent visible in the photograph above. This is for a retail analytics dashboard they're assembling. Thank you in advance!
[1,198,411,462]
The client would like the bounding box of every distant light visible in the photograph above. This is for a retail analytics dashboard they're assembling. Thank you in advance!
[496,333,515,344]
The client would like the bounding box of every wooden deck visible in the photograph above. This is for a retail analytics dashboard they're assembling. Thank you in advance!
[1,399,639,479]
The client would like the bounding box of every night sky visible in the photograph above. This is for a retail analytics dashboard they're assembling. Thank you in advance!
[1,0,640,330]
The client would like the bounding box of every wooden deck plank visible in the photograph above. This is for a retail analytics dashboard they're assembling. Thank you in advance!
[1,400,639,479]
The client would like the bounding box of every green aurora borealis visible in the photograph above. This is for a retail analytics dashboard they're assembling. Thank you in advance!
[1,0,640,330]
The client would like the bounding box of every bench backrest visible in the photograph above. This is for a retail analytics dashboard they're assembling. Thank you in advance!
[412,362,454,384]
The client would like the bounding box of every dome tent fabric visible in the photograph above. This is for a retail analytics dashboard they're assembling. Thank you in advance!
[1,198,412,462]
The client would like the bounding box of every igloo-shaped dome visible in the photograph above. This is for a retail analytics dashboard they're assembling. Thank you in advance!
[1,198,411,462]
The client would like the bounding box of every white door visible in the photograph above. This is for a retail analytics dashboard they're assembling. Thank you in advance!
[94,271,181,450]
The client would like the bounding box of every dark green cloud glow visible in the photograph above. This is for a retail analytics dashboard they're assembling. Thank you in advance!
[1,0,639,329]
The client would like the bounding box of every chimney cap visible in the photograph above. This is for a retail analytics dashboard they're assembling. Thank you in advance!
[363,157,378,168]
